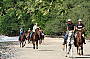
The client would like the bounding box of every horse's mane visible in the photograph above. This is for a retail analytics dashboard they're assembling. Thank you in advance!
[76,31,83,46]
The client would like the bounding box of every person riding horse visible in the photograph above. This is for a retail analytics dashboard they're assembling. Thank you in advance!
[63,19,76,57]
[30,23,39,38]
[75,19,86,44]
[19,32,27,47]
[20,27,24,36]
[63,19,75,45]
[33,23,38,33]
[39,27,44,39]
[26,28,32,43]
[31,25,41,49]
[39,27,45,44]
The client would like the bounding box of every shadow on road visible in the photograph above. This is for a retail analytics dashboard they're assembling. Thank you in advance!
[84,54,90,56]
[25,47,32,48]
[70,54,90,59]
[38,50,54,51]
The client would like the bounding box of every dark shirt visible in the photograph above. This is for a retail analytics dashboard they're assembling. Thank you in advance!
[67,23,75,30]
[76,23,84,29]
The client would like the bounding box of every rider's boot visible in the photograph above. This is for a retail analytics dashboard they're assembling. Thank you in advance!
[63,40,66,45]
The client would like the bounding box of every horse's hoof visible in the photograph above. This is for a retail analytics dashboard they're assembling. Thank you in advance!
[22,45,24,47]
[67,52,69,54]
[65,55,67,57]
[36,47,38,49]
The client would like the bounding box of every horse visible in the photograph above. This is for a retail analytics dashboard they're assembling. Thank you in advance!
[31,28,41,49]
[65,31,74,57]
[39,31,44,44]
[26,31,31,44]
[19,32,26,48]
[75,30,84,55]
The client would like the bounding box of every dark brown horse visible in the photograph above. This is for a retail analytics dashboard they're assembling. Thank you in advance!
[39,30,44,44]
[26,31,31,44]
[19,33,26,48]
[31,28,41,49]
[75,30,84,55]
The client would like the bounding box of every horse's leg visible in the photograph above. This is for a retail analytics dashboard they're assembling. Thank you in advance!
[77,47,79,55]
[20,41,22,47]
[39,39,42,44]
[20,41,21,47]
[22,41,24,48]
[69,43,71,53]
[66,41,70,57]
[79,47,81,55]
[25,40,26,44]
[23,40,26,47]
[66,44,68,57]
[81,45,83,55]
[28,38,30,44]
[62,45,65,51]
[67,42,70,54]
[32,41,35,49]
[27,38,29,44]
[36,40,38,49]
[70,43,73,57]
[21,41,23,47]
[66,44,67,52]
[29,38,30,43]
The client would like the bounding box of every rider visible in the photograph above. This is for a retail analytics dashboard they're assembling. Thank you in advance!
[63,19,75,45]
[39,27,44,35]
[33,23,38,32]
[75,19,86,44]
[30,23,39,38]
[28,28,31,33]
[19,27,24,41]
[39,27,44,39]
[20,27,24,36]
[67,19,75,32]
[27,28,31,38]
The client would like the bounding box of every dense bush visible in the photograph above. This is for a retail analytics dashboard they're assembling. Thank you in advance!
[0,0,90,37]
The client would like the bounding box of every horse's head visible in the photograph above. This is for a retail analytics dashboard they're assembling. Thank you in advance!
[35,28,41,38]
[76,31,83,43]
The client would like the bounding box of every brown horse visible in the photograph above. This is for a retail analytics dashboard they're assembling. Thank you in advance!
[19,32,26,48]
[75,30,84,55]
[26,31,31,44]
[39,30,44,44]
[31,28,41,49]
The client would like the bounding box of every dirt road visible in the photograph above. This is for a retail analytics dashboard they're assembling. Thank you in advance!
[10,37,90,59]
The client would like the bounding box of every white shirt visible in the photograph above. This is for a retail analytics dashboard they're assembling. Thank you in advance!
[33,25,38,32]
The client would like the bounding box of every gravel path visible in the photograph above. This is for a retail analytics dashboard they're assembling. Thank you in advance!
[3,37,90,59]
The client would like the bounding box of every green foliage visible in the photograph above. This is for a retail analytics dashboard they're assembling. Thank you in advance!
[0,0,90,36]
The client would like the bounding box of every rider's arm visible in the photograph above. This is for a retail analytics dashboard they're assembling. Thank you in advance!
[82,24,85,30]
[75,24,78,30]
[73,26,76,32]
